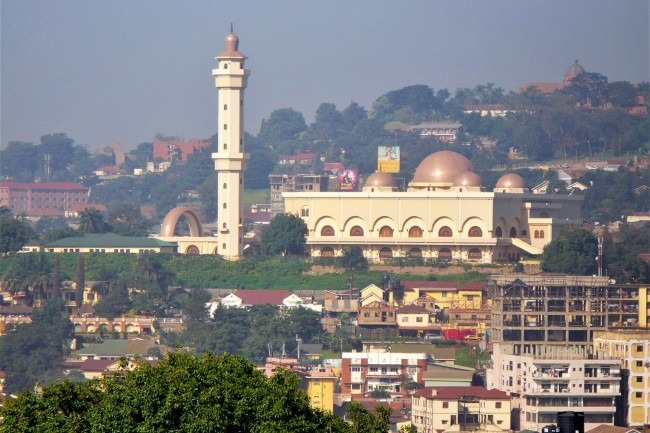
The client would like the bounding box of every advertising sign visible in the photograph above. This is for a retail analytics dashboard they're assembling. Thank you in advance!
[338,168,358,191]
[378,146,400,173]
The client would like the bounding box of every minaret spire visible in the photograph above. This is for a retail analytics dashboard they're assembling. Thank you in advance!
[212,31,250,260]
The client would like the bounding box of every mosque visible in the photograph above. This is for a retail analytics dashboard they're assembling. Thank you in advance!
[155,31,584,263]
[282,151,584,263]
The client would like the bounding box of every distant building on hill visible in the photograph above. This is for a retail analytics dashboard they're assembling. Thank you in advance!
[0,181,89,218]
[153,138,212,162]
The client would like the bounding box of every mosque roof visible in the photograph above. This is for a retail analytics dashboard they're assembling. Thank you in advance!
[495,173,526,189]
[411,150,474,184]
[453,171,482,187]
[365,172,395,188]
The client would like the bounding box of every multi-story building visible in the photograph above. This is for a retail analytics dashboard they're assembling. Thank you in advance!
[411,386,511,433]
[340,351,427,398]
[152,138,212,163]
[593,330,650,429]
[487,274,649,431]
[269,173,329,215]
[0,181,89,218]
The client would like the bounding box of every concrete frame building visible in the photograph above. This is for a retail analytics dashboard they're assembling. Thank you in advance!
[487,274,650,431]
[211,31,250,260]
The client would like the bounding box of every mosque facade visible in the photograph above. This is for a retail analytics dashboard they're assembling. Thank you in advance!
[283,151,583,263]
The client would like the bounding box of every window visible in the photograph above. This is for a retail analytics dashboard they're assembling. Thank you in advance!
[409,248,422,258]
[534,230,540,239]
[301,207,309,217]
[438,248,452,260]
[496,402,502,409]
[223,104,228,110]
[636,360,643,367]
[443,402,449,408]
[351,367,362,372]
[321,247,334,257]
[223,203,227,209]
[224,143,228,150]
[468,248,482,260]
[402,317,409,323]
[510,227,517,238]
[379,226,393,237]
[416,317,423,323]
[379,248,393,259]
[495,227,503,238]
[223,124,227,130]
[321,226,335,236]
[636,376,643,383]
[439,226,453,237]
[223,183,227,189]
[636,392,642,398]
[408,226,423,237]
[469,226,483,237]
[350,226,364,236]
[540,230,545,239]
[636,345,643,352]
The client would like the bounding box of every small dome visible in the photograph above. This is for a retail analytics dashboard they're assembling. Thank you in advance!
[412,151,474,184]
[495,173,526,189]
[365,172,395,188]
[564,60,585,82]
[218,32,246,59]
[453,171,482,187]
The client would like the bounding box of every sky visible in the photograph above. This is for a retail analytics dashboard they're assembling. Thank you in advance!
[1,0,648,151]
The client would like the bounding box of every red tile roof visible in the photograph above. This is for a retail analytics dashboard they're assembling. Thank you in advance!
[412,386,509,400]
[234,289,293,306]
[0,181,88,190]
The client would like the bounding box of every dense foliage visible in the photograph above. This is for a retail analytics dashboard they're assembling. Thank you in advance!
[261,213,309,256]
[541,227,599,275]
[0,351,392,432]
[0,300,73,394]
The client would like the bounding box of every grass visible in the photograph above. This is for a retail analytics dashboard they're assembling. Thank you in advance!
[244,189,269,208]
[454,346,491,368]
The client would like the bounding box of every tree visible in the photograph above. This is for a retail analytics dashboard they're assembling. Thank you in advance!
[258,108,307,142]
[0,299,73,394]
[184,288,212,326]
[0,214,34,256]
[2,253,53,306]
[0,141,38,182]
[0,352,391,432]
[75,254,86,310]
[78,207,109,234]
[261,213,308,256]
[541,227,598,275]
[341,247,369,272]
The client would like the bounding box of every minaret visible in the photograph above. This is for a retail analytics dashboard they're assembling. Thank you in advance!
[212,30,250,259]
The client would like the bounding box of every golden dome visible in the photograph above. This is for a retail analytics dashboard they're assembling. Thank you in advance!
[495,173,526,189]
[412,150,474,184]
[365,172,395,188]
[453,171,482,187]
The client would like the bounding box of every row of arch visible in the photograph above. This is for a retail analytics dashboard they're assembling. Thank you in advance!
[320,246,484,260]
[320,225,484,238]
[73,323,142,333]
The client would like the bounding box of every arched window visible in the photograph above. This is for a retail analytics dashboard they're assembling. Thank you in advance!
[509,227,517,238]
[409,248,422,258]
[223,63,228,69]
[438,226,453,237]
[495,227,503,238]
[223,183,227,189]
[321,226,335,236]
[469,226,483,237]
[521,229,527,237]
[540,230,545,239]
[468,248,482,260]
[223,203,227,209]
[186,245,200,255]
[223,223,227,229]
[379,226,393,237]
[409,226,423,238]
[534,230,540,239]
[379,247,393,259]
[223,104,228,110]
[224,143,228,150]
[438,248,452,260]
[321,247,334,257]
[350,226,364,237]
[223,124,227,130]
[301,207,309,217]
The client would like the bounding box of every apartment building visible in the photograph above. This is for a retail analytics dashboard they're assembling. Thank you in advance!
[593,330,650,429]
[411,386,511,433]
[0,181,89,217]
[269,173,329,215]
[340,351,427,398]
[487,275,649,431]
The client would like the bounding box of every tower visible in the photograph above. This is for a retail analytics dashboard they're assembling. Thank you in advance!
[212,30,250,259]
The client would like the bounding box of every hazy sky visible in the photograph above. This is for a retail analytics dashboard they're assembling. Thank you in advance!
[1,0,648,150]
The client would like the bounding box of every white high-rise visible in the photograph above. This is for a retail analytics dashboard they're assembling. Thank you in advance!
[212,31,250,259]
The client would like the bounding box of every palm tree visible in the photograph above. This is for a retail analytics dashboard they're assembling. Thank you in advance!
[2,253,53,306]
[78,207,106,234]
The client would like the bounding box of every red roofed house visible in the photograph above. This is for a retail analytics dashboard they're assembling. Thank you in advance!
[396,303,436,338]
[219,289,305,309]
[0,181,89,218]
[411,386,511,433]
[153,138,212,163]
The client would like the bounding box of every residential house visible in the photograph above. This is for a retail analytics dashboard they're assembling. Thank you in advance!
[340,351,428,398]
[357,301,397,339]
[396,303,436,338]
[219,289,321,311]
[411,386,511,433]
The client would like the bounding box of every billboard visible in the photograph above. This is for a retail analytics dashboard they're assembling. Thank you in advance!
[338,168,358,191]
[378,146,400,173]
